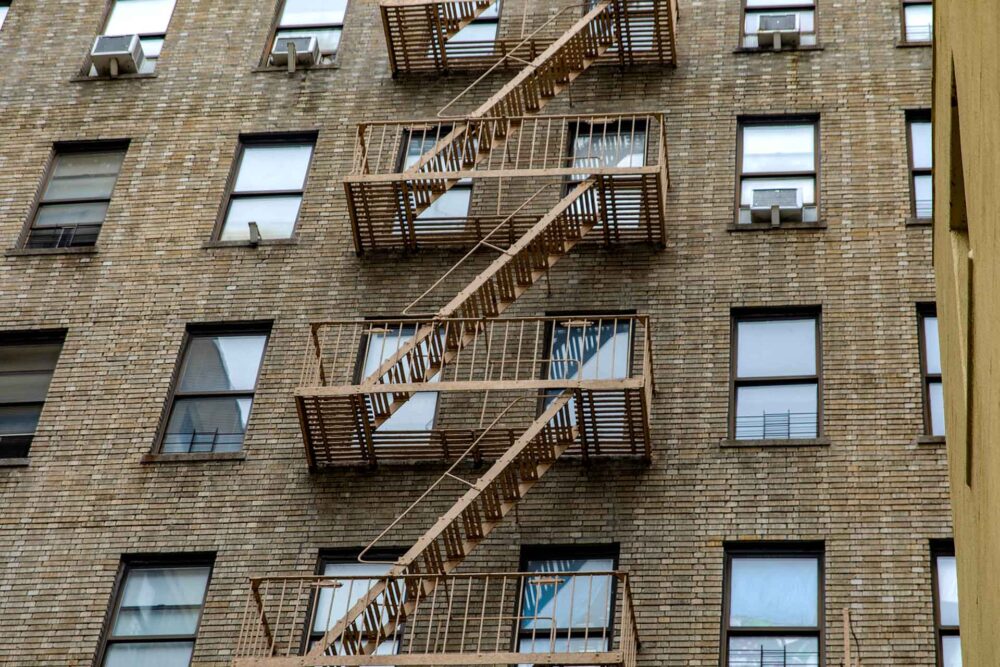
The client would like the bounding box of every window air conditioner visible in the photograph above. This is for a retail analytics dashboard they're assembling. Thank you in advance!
[750,188,803,226]
[91,34,145,77]
[271,36,321,70]
[757,14,801,50]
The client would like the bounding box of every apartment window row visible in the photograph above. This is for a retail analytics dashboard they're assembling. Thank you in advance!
[92,542,959,667]
[18,112,928,251]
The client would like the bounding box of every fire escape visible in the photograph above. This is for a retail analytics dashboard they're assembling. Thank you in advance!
[236,1,677,665]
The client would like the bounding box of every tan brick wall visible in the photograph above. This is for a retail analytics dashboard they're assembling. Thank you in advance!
[0,0,943,665]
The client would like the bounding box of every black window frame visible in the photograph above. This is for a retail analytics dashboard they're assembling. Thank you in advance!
[213,132,317,243]
[0,329,66,459]
[917,304,942,437]
[95,552,215,667]
[89,0,178,76]
[931,540,959,667]
[155,322,272,455]
[721,542,825,667]
[906,110,933,222]
[729,307,823,441]
[263,0,350,67]
[900,0,933,45]
[515,544,620,656]
[21,140,129,250]
[396,125,473,228]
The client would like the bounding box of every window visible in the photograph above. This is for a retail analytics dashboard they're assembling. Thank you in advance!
[270,0,347,65]
[741,0,816,49]
[308,551,403,653]
[159,326,269,453]
[0,332,65,458]
[737,118,819,226]
[25,143,127,249]
[908,112,933,221]
[445,1,500,56]
[358,323,439,431]
[919,306,944,437]
[932,542,961,667]
[518,547,618,659]
[568,120,647,229]
[399,127,472,235]
[218,136,315,242]
[902,0,932,43]
[0,2,10,30]
[97,555,213,667]
[98,0,177,74]
[731,311,820,440]
[723,543,823,666]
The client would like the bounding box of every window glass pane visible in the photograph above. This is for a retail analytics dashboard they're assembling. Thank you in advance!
[904,4,933,41]
[222,196,302,241]
[910,121,932,169]
[742,124,814,174]
[937,555,960,626]
[105,0,176,36]
[942,635,963,667]
[414,189,471,221]
[448,20,499,44]
[549,320,632,381]
[234,144,313,193]
[44,151,126,201]
[923,316,940,375]
[162,397,252,453]
[730,558,818,627]
[34,202,109,229]
[728,636,819,666]
[479,1,500,19]
[0,405,42,436]
[139,37,164,73]
[276,27,341,54]
[112,566,210,637]
[281,0,347,26]
[914,174,933,219]
[745,9,815,35]
[522,558,615,630]
[313,562,394,633]
[0,372,53,404]
[362,326,438,432]
[737,319,816,378]
[178,335,267,392]
[104,641,194,667]
[739,176,816,207]
[928,380,945,436]
[0,343,61,373]
[572,124,647,171]
[736,384,818,439]
[0,5,8,29]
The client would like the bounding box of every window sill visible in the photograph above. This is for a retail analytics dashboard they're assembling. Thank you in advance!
[70,72,159,83]
[914,435,946,446]
[141,452,247,464]
[906,216,933,227]
[728,221,827,232]
[5,246,98,257]
[733,45,824,54]
[896,40,932,48]
[721,437,830,448]
[0,457,30,467]
[202,238,299,249]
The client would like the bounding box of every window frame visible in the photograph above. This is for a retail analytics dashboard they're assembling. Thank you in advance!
[88,0,178,76]
[0,2,11,31]
[154,322,272,455]
[734,116,821,229]
[304,548,406,653]
[515,544,621,655]
[721,542,826,667]
[95,552,215,667]
[906,110,933,223]
[20,140,130,250]
[261,0,349,68]
[738,0,818,50]
[564,118,650,178]
[447,0,502,52]
[395,125,473,226]
[0,329,66,458]
[900,0,933,45]
[931,540,959,667]
[213,132,317,243]
[729,307,823,441]
[917,304,942,437]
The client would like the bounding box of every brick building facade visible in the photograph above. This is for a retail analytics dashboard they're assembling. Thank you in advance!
[0,0,948,665]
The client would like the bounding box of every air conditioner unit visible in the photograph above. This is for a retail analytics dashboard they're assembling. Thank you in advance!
[271,36,321,69]
[91,34,145,76]
[757,13,801,50]
[750,188,803,225]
